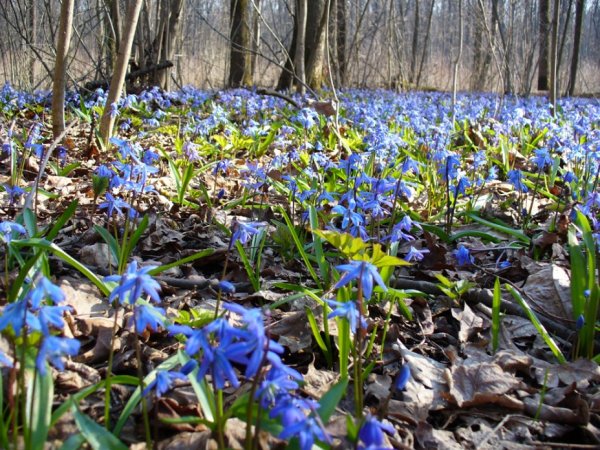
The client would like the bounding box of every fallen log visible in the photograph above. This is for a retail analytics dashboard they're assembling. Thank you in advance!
[84,60,174,91]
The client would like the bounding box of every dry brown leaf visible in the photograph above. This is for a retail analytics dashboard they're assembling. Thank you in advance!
[445,363,521,408]
[452,303,485,343]
[523,263,572,321]
[303,363,339,398]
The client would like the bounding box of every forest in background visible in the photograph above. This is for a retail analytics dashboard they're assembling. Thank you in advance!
[0,0,598,96]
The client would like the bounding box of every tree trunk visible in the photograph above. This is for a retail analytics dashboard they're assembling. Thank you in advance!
[99,0,144,144]
[337,0,347,85]
[52,0,74,139]
[410,0,420,84]
[276,5,297,91]
[538,0,550,90]
[306,0,329,90]
[28,0,37,87]
[154,0,185,89]
[451,0,464,123]
[294,0,307,94]
[105,0,122,73]
[550,0,561,111]
[250,0,261,80]
[415,0,435,88]
[567,0,584,95]
[229,0,253,87]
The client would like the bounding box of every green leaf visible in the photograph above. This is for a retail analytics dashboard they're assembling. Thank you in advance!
[27,365,54,450]
[280,208,322,288]
[370,244,411,267]
[466,212,531,244]
[384,288,415,320]
[93,225,119,266]
[306,307,326,350]
[12,239,109,296]
[73,407,128,450]
[124,214,149,260]
[149,248,214,275]
[58,433,86,450]
[317,378,348,423]
[491,277,502,353]
[309,206,329,285]
[313,229,367,259]
[113,354,181,435]
[506,284,566,363]
[51,375,139,427]
[46,200,79,241]
[235,240,260,291]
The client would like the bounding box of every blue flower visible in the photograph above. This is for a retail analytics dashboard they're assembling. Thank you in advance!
[531,148,553,170]
[576,314,585,331]
[0,351,12,368]
[98,193,132,219]
[0,220,26,244]
[133,303,165,333]
[335,260,387,300]
[507,169,529,193]
[278,415,331,450]
[394,364,411,391]
[358,414,395,449]
[454,245,474,266]
[27,276,65,308]
[37,305,71,336]
[0,300,28,336]
[143,370,187,397]
[327,299,367,333]
[230,220,264,249]
[104,260,161,305]
[332,199,363,230]
[404,246,429,262]
[3,184,24,205]
[217,280,236,294]
[35,335,80,375]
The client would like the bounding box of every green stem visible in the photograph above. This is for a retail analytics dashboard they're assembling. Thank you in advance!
[104,304,120,429]
[133,329,152,449]
[215,388,225,449]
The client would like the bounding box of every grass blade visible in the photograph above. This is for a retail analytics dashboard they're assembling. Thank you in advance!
[491,277,501,353]
[506,284,566,363]
[73,407,128,450]
[279,207,322,289]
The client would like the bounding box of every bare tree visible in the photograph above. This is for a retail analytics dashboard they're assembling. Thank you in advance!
[550,0,561,110]
[567,0,584,95]
[99,0,144,144]
[452,0,464,123]
[51,0,74,139]
[229,0,253,87]
[538,0,551,90]
[306,0,329,89]
[294,0,307,93]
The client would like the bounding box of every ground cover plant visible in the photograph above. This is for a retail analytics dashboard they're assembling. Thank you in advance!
[0,83,599,449]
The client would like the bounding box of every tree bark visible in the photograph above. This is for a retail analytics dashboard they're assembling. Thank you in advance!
[306,0,329,90]
[410,0,420,85]
[538,0,550,90]
[568,0,584,95]
[336,0,347,85]
[52,0,74,139]
[294,0,307,94]
[99,0,144,144]
[154,0,185,89]
[550,0,561,111]
[229,0,253,87]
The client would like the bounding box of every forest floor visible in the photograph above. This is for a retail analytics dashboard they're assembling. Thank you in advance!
[0,85,599,449]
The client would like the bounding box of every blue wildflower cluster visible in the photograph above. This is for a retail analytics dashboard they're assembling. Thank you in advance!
[0,273,79,374]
